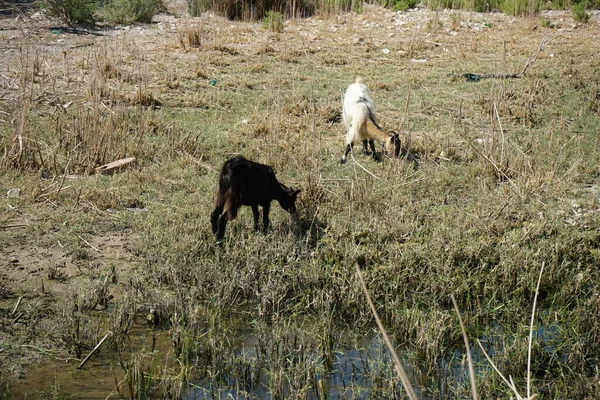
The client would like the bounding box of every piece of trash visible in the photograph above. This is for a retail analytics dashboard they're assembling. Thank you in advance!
[241,119,249,124]
[51,29,63,34]
[410,59,427,63]
[474,138,493,144]
[7,188,20,198]
[464,73,481,82]
[127,207,149,213]
[209,79,218,86]
[382,48,390,54]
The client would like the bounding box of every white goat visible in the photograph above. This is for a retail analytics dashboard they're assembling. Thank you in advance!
[340,77,401,164]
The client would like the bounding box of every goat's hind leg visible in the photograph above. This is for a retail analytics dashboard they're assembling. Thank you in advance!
[252,205,260,231]
[340,143,353,164]
[262,203,271,234]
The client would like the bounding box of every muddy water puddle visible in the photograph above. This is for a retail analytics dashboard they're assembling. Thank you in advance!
[6,325,173,399]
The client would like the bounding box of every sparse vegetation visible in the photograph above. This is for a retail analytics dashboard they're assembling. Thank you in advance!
[2,3,600,399]
[572,1,590,22]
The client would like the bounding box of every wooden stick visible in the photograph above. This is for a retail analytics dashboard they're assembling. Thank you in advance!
[78,331,112,369]
[95,157,136,175]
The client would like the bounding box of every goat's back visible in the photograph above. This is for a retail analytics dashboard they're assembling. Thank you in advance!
[218,156,280,206]
[342,81,377,129]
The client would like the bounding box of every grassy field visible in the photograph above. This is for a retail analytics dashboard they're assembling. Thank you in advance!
[1,5,600,399]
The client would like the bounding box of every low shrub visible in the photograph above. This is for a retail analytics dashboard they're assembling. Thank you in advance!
[101,0,162,23]
[263,10,285,31]
[41,0,97,25]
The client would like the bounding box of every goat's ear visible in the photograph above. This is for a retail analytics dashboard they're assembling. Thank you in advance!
[292,189,301,198]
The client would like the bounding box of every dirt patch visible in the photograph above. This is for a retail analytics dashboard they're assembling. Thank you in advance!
[0,207,140,381]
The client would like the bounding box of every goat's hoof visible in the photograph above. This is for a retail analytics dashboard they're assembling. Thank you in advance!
[340,158,346,164]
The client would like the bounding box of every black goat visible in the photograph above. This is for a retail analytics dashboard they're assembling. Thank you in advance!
[210,156,301,242]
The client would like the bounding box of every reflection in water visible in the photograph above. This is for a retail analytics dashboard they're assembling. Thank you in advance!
[184,333,422,399]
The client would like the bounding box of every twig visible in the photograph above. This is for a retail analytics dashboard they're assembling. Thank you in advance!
[77,235,101,253]
[183,152,219,174]
[105,375,129,400]
[355,263,418,400]
[11,296,23,316]
[78,331,113,369]
[451,294,479,400]
[520,37,551,77]
[527,262,545,399]
[0,224,29,229]
[350,152,381,181]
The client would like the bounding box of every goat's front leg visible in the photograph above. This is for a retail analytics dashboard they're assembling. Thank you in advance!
[251,205,260,231]
[262,203,271,234]
[216,214,228,243]
[362,140,375,155]
[368,139,376,155]
[340,143,353,164]
[210,203,224,234]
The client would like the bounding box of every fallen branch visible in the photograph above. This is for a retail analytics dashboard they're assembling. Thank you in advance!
[78,331,112,369]
[95,157,136,175]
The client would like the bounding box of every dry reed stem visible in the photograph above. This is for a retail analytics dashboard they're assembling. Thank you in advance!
[11,296,23,317]
[527,261,545,399]
[476,339,523,399]
[450,294,479,400]
[355,263,418,400]
[476,261,544,400]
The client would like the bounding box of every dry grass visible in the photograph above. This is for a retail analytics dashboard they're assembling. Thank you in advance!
[1,5,600,399]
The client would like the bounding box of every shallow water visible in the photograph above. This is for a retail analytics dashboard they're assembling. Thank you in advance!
[5,319,566,399]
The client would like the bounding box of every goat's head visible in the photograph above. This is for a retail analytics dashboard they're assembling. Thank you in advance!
[280,184,301,214]
[385,131,402,158]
